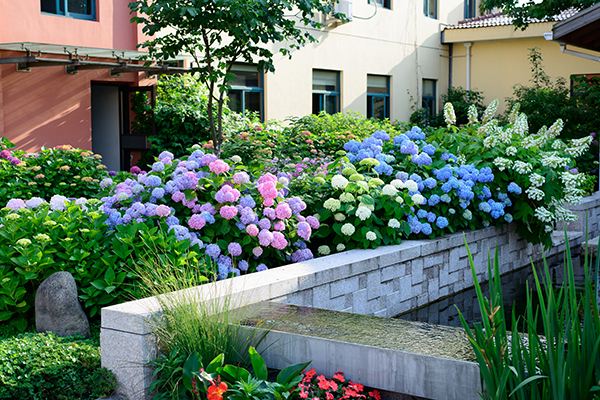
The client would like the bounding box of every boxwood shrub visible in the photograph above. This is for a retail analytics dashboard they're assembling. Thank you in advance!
[0,332,116,400]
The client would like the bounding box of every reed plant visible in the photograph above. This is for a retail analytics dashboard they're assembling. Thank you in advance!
[459,235,600,399]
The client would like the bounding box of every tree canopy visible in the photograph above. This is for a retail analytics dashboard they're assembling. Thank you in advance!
[130,0,341,152]
[480,0,599,28]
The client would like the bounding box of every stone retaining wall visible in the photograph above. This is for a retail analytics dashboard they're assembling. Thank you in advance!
[101,192,599,399]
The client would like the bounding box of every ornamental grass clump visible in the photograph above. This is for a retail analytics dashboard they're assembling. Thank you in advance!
[100,147,318,277]
[459,238,600,399]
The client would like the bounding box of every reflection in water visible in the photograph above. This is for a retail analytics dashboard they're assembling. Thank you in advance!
[397,263,582,329]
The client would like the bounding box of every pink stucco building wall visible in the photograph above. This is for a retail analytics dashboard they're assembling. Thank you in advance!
[0,0,152,152]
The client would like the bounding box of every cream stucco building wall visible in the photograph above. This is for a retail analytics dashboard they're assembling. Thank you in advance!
[263,0,466,121]
[444,23,600,112]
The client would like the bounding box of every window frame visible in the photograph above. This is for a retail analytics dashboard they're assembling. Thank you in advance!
[421,78,437,117]
[464,0,476,19]
[228,63,265,121]
[423,0,438,19]
[366,74,391,120]
[312,69,341,114]
[41,0,97,21]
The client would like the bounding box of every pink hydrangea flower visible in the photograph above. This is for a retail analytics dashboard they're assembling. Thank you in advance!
[306,216,320,230]
[228,242,242,257]
[246,224,259,236]
[252,246,263,258]
[263,207,276,220]
[275,203,292,220]
[219,205,238,220]
[232,172,250,185]
[215,185,241,203]
[155,205,171,217]
[209,159,230,175]
[258,229,273,246]
[171,191,185,203]
[188,214,206,230]
[273,221,285,231]
[271,231,288,250]
[6,198,26,210]
[297,221,312,241]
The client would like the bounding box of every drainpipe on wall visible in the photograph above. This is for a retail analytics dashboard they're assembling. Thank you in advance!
[464,42,472,91]
[448,43,453,90]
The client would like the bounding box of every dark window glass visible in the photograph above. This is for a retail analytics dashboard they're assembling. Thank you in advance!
[423,0,437,18]
[313,70,340,114]
[464,0,476,18]
[367,75,390,119]
[370,0,391,9]
[41,0,58,13]
[422,79,437,117]
[68,0,93,15]
[228,64,264,120]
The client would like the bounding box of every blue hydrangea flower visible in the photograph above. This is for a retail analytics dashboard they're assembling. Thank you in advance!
[206,244,221,259]
[507,182,522,195]
[436,216,449,229]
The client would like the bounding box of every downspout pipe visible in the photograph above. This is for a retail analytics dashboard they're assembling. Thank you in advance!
[464,42,472,91]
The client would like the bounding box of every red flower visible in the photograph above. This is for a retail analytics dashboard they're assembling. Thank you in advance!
[348,382,364,392]
[368,390,381,400]
[326,392,335,400]
[303,368,317,382]
[333,372,346,383]
[207,378,227,400]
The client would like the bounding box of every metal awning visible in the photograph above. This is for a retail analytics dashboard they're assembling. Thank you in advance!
[553,3,600,52]
[0,42,191,75]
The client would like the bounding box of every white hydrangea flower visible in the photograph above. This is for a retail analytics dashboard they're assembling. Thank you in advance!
[547,119,564,139]
[566,136,593,157]
[365,231,377,241]
[341,223,355,236]
[534,206,554,223]
[382,184,398,196]
[551,139,567,151]
[355,206,372,221]
[443,102,456,126]
[506,146,518,157]
[323,198,341,211]
[336,243,346,252]
[339,192,355,203]
[526,187,545,201]
[331,174,349,190]
[404,180,418,192]
[49,195,68,211]
[541,153,569,169]
[334,213,346,221]
[545,225,554,233]
[463,209,472,220]
[512,161,533,174]
[356,181,369,192]
[318,245,331,255]
[411,194,426,205]
[529,173,545,188]
[493,157,513,171]
[508,103,521,124]
[388,218,401,228]
[482,99,499,123]
[553,205,577,222]
[467,104,478,124]
[395,196,404,204]
[358,202,375,211]
[513,113,529,136]
[390,179,404,189]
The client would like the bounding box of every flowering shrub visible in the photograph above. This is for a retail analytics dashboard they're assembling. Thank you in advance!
[100,148,317,276]
[0,199,206,329]
[430,101,593,245]
[299,369,381,400]
[0,138,109,206]
[305,127,509,252]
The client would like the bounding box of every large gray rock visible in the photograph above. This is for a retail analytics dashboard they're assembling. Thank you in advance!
[35,271,90,337]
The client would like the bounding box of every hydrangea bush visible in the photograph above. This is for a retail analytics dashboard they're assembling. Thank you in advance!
[430,101,593,245]
[100,148,318,277]
[0,138,110,206]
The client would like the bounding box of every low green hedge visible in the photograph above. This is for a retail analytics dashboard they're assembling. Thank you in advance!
[0,332,116,400]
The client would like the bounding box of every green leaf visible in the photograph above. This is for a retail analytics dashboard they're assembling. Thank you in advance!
[276,361,310,385]
[248,346,268,380]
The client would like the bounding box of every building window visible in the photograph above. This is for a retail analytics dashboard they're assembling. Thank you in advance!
[228,64,264,120]
[370,0,391,9]
[423,0,437,19]
[422,79,437,117]
[313,70,340,114]
[41,0,96,20]
[464,0,476,19]
[367,75,390,120]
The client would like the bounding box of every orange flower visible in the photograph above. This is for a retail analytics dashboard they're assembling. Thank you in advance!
[207,379,228,400]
